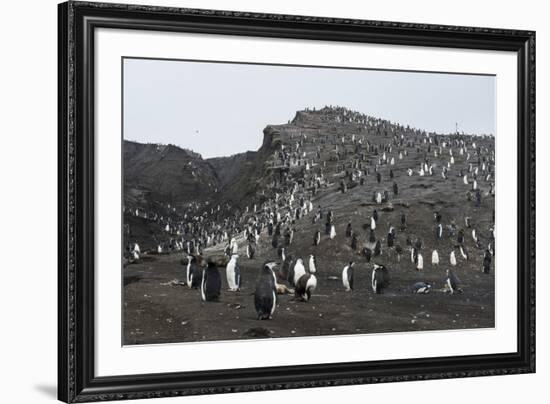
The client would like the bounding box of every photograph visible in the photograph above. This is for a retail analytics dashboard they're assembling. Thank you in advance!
[122,58,496,345]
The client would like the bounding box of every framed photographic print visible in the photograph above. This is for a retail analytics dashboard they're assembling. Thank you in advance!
[58,1,535,402]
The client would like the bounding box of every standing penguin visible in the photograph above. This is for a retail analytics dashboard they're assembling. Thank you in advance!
[450,250,457,266]
[329,224,337,240]
[387,227,395,248]
[313,230,321,246]
[187,255,203,289]
[308,254,317,274]
[201,261,222,302]
[371,263,390,294]
[342,262,354,291]
[325,221,331,235]
[436,223,443,239]
[457,229,465,244]
[374,240,382,256]
[395,245,403,262]
[370,216,376,231]
[416,253,424,271]
[400,213,407,230]
[431,250,440,266]
[363,247,372,262]
[294,273,317,302]
[445,269,463,294]
[459,244,469,260]
[483,249,492,273]
[345,221,352,237]
[246,243,255,259]
[226,254,241,291]
[254,262,278,320]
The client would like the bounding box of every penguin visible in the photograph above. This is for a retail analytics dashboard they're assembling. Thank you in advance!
[329,224,336,240]
[395,245,403,262]
[459,244,469,260]
[434,212,442,223]
[325,221,331,235]
[416,253,424,271]
[230,238,238,255]
[431,250,439,266]
[371,263,390,294]
[450,250,457,266]
[400,213,407,230]
[465,216,471,228]
[226,254,241,291]
[246,243,255,259]
[370,216,376,231]
[472,229,478,243]
[278,254,293,284]
[308,254,317,274]
[445,269,463,294]
[483,249,492,273]
[387,227,395,247]
[374,240,382,256]
[313,230,321,246]
[278,247,286,261]
[254,262,278,320]
[436,223,443,239]
[373,209,379,223]
[342,262,354,291]
[457,229,465,244]
[294,273,317,302]
[393,182,399,196]
[201,262,222,302]
[292,258,307,286]
[187,255,203,289]
[345,221,352,237]
[412,282,432,294]
[363,247,372,262]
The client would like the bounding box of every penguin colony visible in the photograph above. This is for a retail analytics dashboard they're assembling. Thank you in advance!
[124,106,495,331]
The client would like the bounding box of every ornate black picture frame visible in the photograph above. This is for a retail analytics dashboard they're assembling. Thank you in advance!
[58,1,535,402]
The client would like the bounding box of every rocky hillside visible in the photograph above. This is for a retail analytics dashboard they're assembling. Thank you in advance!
[123,141,219,207]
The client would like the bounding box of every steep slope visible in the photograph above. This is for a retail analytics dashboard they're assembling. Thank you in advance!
[123,140,219,207]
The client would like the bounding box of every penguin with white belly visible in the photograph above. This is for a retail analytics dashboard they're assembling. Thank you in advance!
[342,262,354,291]
[226,254,241,292]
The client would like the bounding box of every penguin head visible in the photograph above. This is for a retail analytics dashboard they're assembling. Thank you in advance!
[264,261,278,271]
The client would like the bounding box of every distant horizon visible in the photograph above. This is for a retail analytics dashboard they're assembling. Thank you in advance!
[123,59,496,158]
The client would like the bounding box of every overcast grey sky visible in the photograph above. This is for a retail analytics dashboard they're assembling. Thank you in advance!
[123,58,495,158]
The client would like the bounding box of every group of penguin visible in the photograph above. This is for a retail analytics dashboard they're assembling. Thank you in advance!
[127,107,495,327]
[184,238,319,320]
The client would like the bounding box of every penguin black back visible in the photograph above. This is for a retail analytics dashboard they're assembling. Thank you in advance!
[201,262,221,302]
[254,262,278,320]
